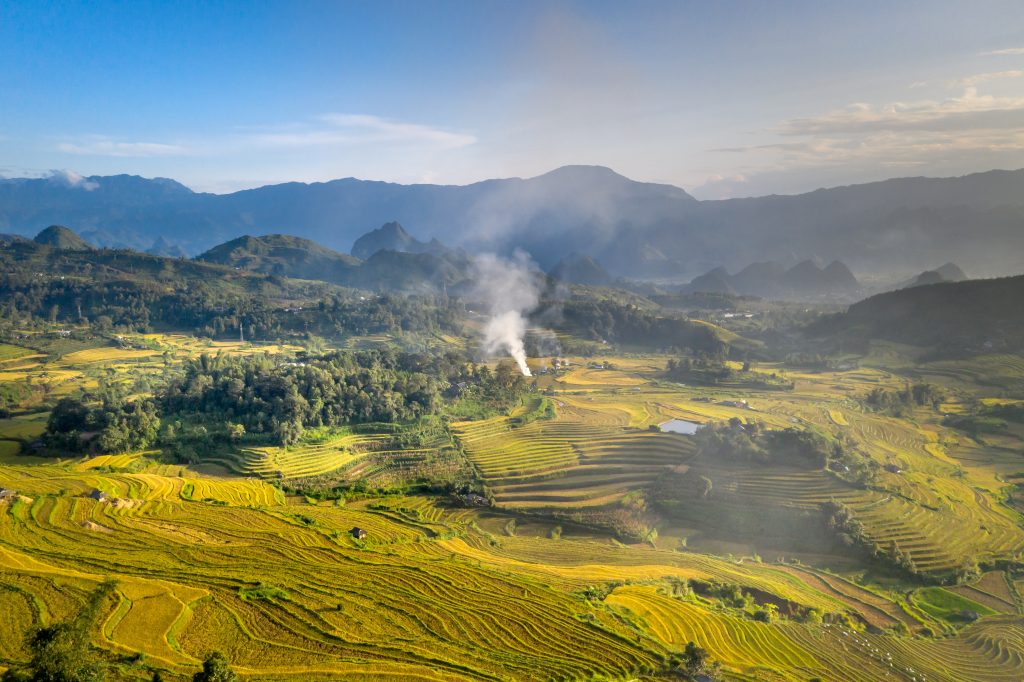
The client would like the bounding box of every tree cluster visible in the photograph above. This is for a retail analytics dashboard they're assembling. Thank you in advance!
[822,500,920,576]
[162,350,445,446]
[560,299,727,355]
[1,580,115,682]
[0,243,460,343]
[864,383,942,416]
[47,386,159,454]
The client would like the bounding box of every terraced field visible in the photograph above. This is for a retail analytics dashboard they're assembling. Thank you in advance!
[607,584,1024,681]
[0,445,1021,679]
[452,353,1024,576]
[219,434,387,479]
[454,414,693,510]
[0,479,668,680]
[0,344,35,364]
[3,334,1024,679]
[673,455,1024,572]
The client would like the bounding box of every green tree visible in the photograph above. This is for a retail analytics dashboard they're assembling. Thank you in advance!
[1,580,115,682]
[191,652,238,682]
[681,640,715,677]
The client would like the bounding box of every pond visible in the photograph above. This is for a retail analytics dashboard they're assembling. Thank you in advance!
[659,418,702,435]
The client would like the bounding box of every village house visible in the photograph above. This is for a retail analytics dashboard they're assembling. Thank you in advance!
[350,527,368,540]
[457,492,490,507]
[88,488,111,503]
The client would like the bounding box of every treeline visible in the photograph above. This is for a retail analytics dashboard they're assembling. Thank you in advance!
[48,386,160,453]
[162,350,444,445]
[665,356,793,389]
[822,501,925,579]
[45,349,534,455]
[863,384,942,417]
[0,242,461,341]
[559,299,728,355]
[693,420,875,483]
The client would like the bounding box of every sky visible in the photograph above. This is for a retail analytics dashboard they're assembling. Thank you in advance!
[1,0,1023,197]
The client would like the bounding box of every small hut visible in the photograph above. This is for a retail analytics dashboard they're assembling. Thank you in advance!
[350,527,368,540]
[88,488,111,503]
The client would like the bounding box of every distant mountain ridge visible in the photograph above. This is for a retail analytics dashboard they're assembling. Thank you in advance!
[893,262,968,290]
[684,259,861,301]
[197,234,361,283]
[197,227,471,292]
[351,221,449,259]
[549,253,614,286]
[2,166,1023,278]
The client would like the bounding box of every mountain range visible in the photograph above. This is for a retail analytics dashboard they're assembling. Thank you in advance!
[16,222,1017,357]
[196,228,472,292]
[2,166,1023,279]
[683,260,861,300]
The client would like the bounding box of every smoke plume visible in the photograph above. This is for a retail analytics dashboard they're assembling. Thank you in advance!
[472,252,542,376]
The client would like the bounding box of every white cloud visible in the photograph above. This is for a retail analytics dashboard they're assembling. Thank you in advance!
[58,137,192,157]
[691,174,749,200]
[55,114,476,161]
[321,114,476,149]
[245,114,476,151]
[703,75,1024,196]
[778,85,1024,137]
[955,70,1024,87]
[980,47,1024,56]
[46,169,99,190]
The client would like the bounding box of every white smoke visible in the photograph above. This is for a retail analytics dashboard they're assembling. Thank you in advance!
[472,251,542,376]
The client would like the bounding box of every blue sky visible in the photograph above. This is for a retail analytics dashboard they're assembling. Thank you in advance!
[1,1,1023,196]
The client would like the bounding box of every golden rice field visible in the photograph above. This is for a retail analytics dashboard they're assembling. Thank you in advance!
[56,347,162,365]
[0,466,1020,680]
[2,337,1024,679]
[227,434,387,479]
[0,343,35,364]
[454,413,694,510]
[452,354,1024,575]
[607,584,1024,681]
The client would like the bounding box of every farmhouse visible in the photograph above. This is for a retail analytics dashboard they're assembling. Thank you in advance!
[457,493,490,507]
[88,488,111,503]
[350,527,368,540]
[0,488,17,503]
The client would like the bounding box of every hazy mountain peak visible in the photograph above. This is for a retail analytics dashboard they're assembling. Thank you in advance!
[147,236,188,258]
[549,252,614,286]
[351,221,446,260]
[34,225,92,250]
[935,262,967,281]
[894,261,970,290]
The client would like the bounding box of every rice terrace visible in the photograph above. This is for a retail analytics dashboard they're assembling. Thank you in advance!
[4,2,1024,680]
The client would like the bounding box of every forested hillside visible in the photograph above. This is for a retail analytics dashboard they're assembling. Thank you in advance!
[810,274,1024,355]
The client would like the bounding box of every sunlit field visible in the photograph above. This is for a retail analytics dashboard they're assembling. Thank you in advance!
[2,332,1023,680]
